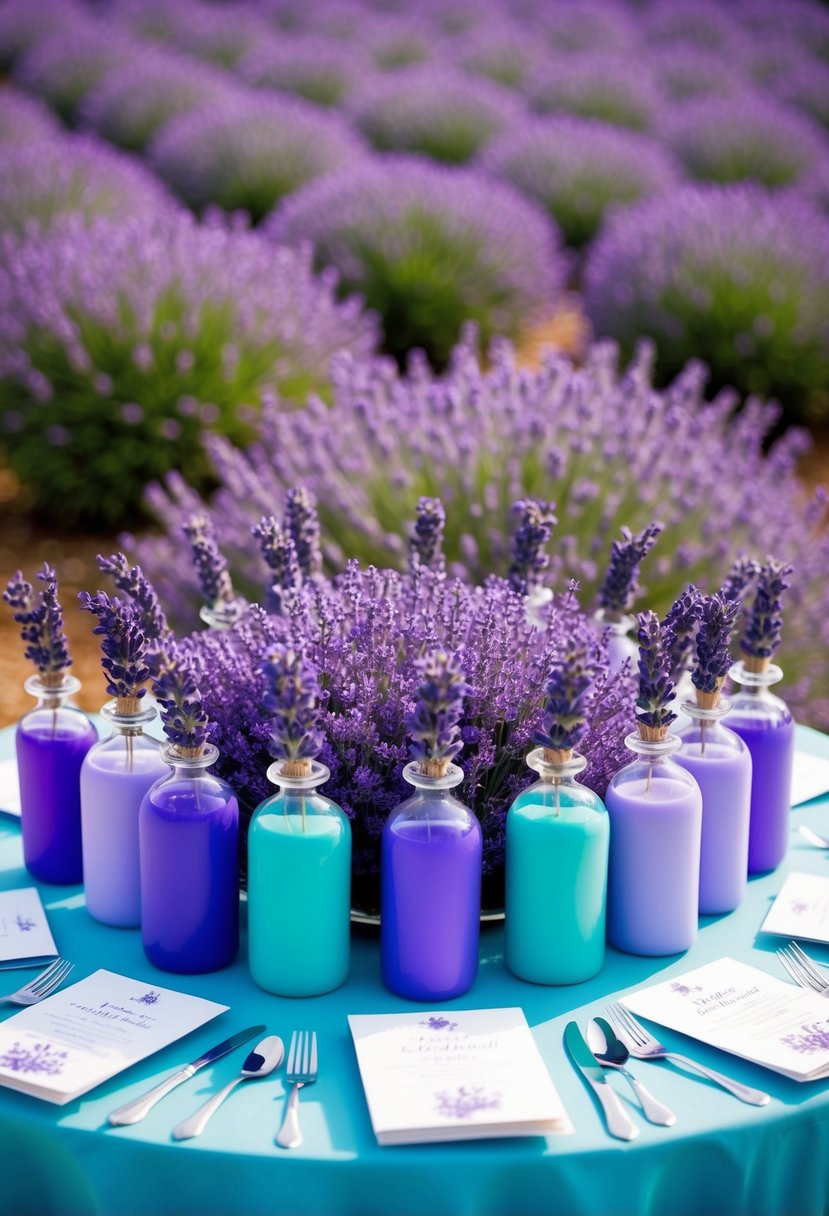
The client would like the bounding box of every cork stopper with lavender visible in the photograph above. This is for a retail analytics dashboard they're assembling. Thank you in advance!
[153,658,210,759]
[739,558,792,675]
[534,643,594,765]
[406,650,468,779]
[634,611,677,742]
[691,593,741,710]
[78,592,150,716]
[261,644,323,780]
[3,564,72,689]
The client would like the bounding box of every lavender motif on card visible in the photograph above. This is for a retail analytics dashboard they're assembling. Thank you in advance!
[788,900,811,916]
[0,1042,68,1075]
[781,1022,829,1054]
[435,1087,502,1119]
[134,990,161,1006]
[420,1017,458,1032]
[14,915,35,932]
[670,982,703,997]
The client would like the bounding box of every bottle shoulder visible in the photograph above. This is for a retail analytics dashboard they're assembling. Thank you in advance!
[19,704,97,741]
[509,779,606,820]
[250,790,350,835]
[676,721,749,759]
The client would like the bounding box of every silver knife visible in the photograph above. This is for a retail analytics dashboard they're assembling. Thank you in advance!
[564,1021,639,1141]
[107,1024,266,1126]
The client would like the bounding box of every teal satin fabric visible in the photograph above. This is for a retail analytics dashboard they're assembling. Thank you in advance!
[1,723,828,1216]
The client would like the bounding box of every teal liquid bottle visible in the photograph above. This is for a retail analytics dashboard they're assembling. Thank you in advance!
[505,747,609,984]
[247,757,351,996]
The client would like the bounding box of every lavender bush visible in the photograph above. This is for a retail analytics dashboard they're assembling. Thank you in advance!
[14,22,138,120]
[150,91,365,222]
[0,211,376,524]
[650,45,749,102]
[584,184,829,423]
[267,156,565,365]
[481,115,679,248]
[536,1,636,54]
[136,335,829,727]
[362,13,439,69]
[237,34,366,107]
[0,89,61,144]
[0,0,86,70]
[0,135,174,235]
[524,53,663,131]
[659,93,828,189]
[453,20,544,89]
[348,64,523,165]
[642,0,741,54]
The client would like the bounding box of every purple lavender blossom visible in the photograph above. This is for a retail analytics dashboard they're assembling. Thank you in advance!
[720,556,760,604]
[252,516,302,616]
[155,0,271,68]
[642,0,742,54]
[14,21,138,118]
[261,644,323,763]
[0,88,60,144]
[741,558,793,663]
[534,643,594,754]
[153,654,210,753]
[435,1086,501,1119]
[662,585,701,683]
[0,0,86,69]
[691,593,741,696]
[78,592,150,702]
[149,90,365,221]
[598,524,663,619]
[508,500,556,597]
[409,498,446,575]
[524,53,663,131]
[3,565,72,679]
[584,184,829,421]
[0,1041,68,1075]
[453,19,544,89]
[480,114,679,248]
[406,649,469,770]
[650,44,748,102]
[284,488,322,581]
[182,516,236,611]
[635,610,677,734]
[266,155,566,366]
[347,63,522,164]
[537,1,636,54]
[237,33,366,107]
[97,552,170,677]
[361,12,435,69]
[781,1022,829,1054]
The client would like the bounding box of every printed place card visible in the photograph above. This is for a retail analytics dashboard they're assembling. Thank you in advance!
[0,759,21,819]
[0,969,228,1104]
[623,957,829,1082]
[761,872,829,945]
[791,752,829,807]
[348,1007,572,1145]
[0,888,57,970]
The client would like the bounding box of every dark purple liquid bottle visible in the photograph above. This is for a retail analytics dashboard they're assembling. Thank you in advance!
[381,764,482,1001]
[16,677,97,885]
[139,746,239,974]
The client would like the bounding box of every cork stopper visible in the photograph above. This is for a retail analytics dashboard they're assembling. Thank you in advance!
[694,676,725,711]
[543,747,573,765]
[419,758,451,778]
[177,745,205,760]
[280,758,313,779]
[116,695,142,716]
[742,654,770,674]
[637,722,667,743]
[40,671,66,689]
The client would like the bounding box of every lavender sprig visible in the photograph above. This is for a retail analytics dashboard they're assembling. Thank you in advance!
[599,522,663,617]
[508,499,556,596]
[409,497,446,574]
[692,593,741,700]
[534,643,594,756]
[3,564,71,680]
[261,645,323,769]
[662,585,701,683]
[153,657,210,753]
[635,610,677,736]
[251,515,301,616]
[97,553,170,674]
[78,591,149,704]
[741,556,793,667]
[406,650,469,774]
[720,555,760,604]
[182,514,235,611]
[283,487,322,581]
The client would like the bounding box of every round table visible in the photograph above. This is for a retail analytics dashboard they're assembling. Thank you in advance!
[1,723,829,1216]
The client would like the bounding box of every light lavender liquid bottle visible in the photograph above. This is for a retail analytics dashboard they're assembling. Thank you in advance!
[381,761,482,1001]
[80,698,167,927]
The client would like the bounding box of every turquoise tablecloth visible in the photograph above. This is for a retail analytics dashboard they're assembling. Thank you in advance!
[2,723,829,1216]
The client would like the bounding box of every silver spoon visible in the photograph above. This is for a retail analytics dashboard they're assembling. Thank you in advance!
[799,825,829,849]
[173,1035,284,1140]
[587,1017,676,1126]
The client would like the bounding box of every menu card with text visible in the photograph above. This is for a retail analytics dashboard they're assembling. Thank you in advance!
[0,888,57,970]
[348,1007,572,1145]
[623,957,829,1081]
[0,969,228,1104]
[761,872,829,945]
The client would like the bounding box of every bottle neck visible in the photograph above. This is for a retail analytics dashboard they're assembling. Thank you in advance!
[101,699,156,739]
[199,598,247,631]
[266,758,330,793]
[623,730,682,761]
[24,672,81,711]
[401,760,464,792]
[162,742,220,776]
[729,659,783,700]
[525,746,587,786]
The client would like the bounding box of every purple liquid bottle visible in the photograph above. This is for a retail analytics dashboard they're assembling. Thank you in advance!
[16,674,97,885]
[140,743,239,973]
[675,696,752,915]
[381,761,482,1001]
[593,611,637,675]
[80,699,167,927]
[727,660,795,874]
[606,730,702,956]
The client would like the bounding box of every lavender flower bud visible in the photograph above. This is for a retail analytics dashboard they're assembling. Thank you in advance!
[153,655,210,753]
[741,557,793,666]
[662,585,701,683]
[3,563,72,680]
[508,499,556,596]
[283,487,322,581]
[635,610,677,736]
[78,591,150,703]
[719,555,760,604]
[534,643,594,755]
[182,514,235,610]
[408,497,446,575]
[692,593,741,699]
[97,552,170,674]
[406,649,468,774]
[261,644,323,769]
[599,522,662,617]
[252,515,301,615]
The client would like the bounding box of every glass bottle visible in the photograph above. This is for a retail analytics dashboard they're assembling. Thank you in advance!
[505,747,608,984]
[674,696,752,915]
[80,698,167,927]
[248,758,351,996]
[199,598,246,632]
[605,731,702,956]
[727,660,795,874]
[15,673,97,884]
[593,610,637,673]
[381,761,482,1001]
[139,743,239,973]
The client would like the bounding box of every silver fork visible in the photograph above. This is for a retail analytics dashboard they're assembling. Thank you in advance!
[778,942,829,996]
[0,958,74,1006]
[606,1002,770,1106]
[276,1030,317,1149]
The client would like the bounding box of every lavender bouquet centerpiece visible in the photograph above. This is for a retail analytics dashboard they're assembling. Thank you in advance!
[634,610,677,742]
[3,565,72,689]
